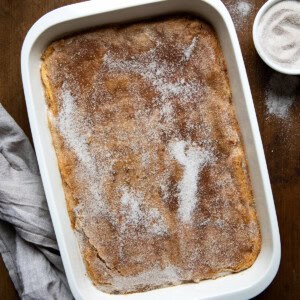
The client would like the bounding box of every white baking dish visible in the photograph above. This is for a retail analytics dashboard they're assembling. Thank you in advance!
[21,0,280,299]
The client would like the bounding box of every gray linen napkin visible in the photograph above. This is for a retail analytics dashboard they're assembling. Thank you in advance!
[0,104,73,300]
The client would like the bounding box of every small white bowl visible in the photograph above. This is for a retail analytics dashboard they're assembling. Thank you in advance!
[253,0,300,75]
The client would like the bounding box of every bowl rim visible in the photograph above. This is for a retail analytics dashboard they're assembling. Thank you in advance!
[253,0,300,75]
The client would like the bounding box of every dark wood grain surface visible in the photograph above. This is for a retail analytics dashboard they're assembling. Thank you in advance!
[0,1,299,299]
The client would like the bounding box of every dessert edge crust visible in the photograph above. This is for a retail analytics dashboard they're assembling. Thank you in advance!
[41,15,261,294]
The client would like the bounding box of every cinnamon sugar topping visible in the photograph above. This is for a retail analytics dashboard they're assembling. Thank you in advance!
[169,140,214,223]
[42,16,261,294]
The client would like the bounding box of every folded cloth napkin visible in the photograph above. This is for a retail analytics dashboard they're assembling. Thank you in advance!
[0,105,73,299]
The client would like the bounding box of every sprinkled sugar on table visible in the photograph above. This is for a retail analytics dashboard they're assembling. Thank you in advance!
[0,1,299,299]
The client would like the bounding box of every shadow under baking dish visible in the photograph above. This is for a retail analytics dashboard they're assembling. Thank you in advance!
[21,0,280,299]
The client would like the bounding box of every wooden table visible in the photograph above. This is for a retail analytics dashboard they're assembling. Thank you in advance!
[0,1,299,299]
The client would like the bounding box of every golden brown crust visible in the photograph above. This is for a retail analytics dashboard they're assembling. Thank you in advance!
[41,15,261,294]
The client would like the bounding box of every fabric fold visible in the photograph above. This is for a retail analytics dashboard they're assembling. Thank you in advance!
[0,104,73,300]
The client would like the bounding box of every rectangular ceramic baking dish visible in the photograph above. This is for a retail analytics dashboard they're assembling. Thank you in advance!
[21,0,281,299]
